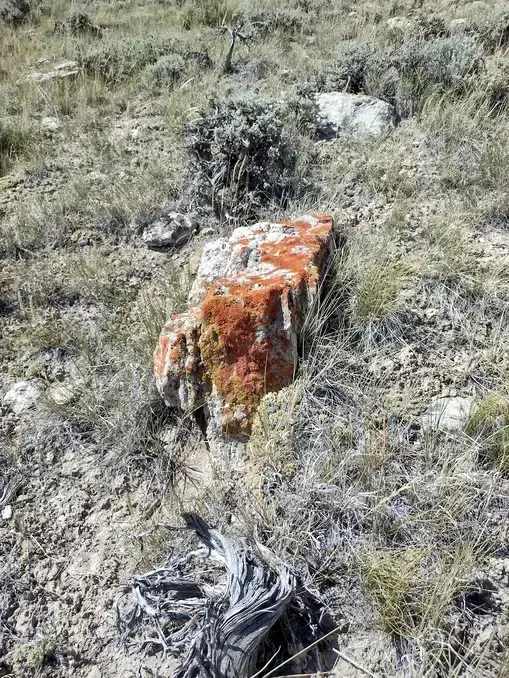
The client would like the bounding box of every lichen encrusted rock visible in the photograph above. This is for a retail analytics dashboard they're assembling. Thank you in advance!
[154,215,335,442]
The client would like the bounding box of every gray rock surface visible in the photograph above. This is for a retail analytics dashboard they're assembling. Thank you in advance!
[142,212,195,249]
[3,380,42,414]
[421,395,475,433]
[27,61,79,83]
[315,92,396,139]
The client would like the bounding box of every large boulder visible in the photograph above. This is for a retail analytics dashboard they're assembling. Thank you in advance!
[154,215,335,443]
[315,92,395,139]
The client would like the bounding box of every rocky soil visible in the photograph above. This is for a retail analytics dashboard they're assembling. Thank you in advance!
[2,0,509,676]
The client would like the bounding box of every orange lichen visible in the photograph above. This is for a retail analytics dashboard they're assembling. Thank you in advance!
[154,334,170,376]
[200,282,296,434]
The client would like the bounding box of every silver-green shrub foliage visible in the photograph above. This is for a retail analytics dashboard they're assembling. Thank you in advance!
[184,95,312,221]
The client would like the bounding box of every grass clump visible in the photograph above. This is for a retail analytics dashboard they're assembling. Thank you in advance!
[247,9,304,38]
[337,234,416,347]
[0,118,36,176]
[179,0,241,29]
[0,119,36,177]
[467,395,509,471]
[184,94,310,221]
[10,636,57,674]
[360,547,428,637]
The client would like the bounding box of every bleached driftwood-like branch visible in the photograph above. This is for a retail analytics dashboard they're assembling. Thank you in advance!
[117,512,298,678]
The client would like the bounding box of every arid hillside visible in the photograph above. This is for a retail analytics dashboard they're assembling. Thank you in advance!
[1,1,509,676]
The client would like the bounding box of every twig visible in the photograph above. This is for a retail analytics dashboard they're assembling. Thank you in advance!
[332,648,379,678]
[218,23,249,74]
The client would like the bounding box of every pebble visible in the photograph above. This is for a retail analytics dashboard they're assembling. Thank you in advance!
[1,505,13,520]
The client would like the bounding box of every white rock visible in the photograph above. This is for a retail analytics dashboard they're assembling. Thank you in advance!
[449,18,468,33]
[41,116,61,132]
[315,92,396,139]
[3,381,42,414]
[387,16,414,32]
[421,396,475,433]
[28,68,79,83]
[142,212,195,249]
[54,60,78,71]
[1,505,13,520]
[47,383,76,406]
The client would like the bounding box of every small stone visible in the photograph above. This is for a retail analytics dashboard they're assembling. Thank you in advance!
[3,380,42,414]
[142,212,195,249]
[315,92,395,139]
[1,505,13,520]
[47,384,76,406]
[41,116,61,132]
[201,227,214,236]
[421,396,475,433]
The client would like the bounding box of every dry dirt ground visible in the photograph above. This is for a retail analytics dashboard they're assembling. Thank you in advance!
[2,1,509,677]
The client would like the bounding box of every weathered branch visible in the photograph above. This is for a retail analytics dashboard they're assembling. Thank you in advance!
[117,513,298,678]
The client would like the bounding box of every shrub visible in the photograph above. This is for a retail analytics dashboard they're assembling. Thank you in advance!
[473,5,509,51]
[395,35,482,92]
[310,36,483,118]
[414,10,448,39]
[184,95,307,221]
[0,0,31,23]
[55,10,102,37]
[483,57,509,112]
[313,41,377,93]
[82,36,211,85]
[386,35,483,116]
[143,53,186,91]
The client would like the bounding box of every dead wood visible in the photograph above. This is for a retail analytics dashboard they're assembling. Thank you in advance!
[117,512,300,678]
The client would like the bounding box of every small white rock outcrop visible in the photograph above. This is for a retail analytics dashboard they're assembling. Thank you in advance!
[315,92,396,139]
[142,212,196,249]
[3,380,42,414]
